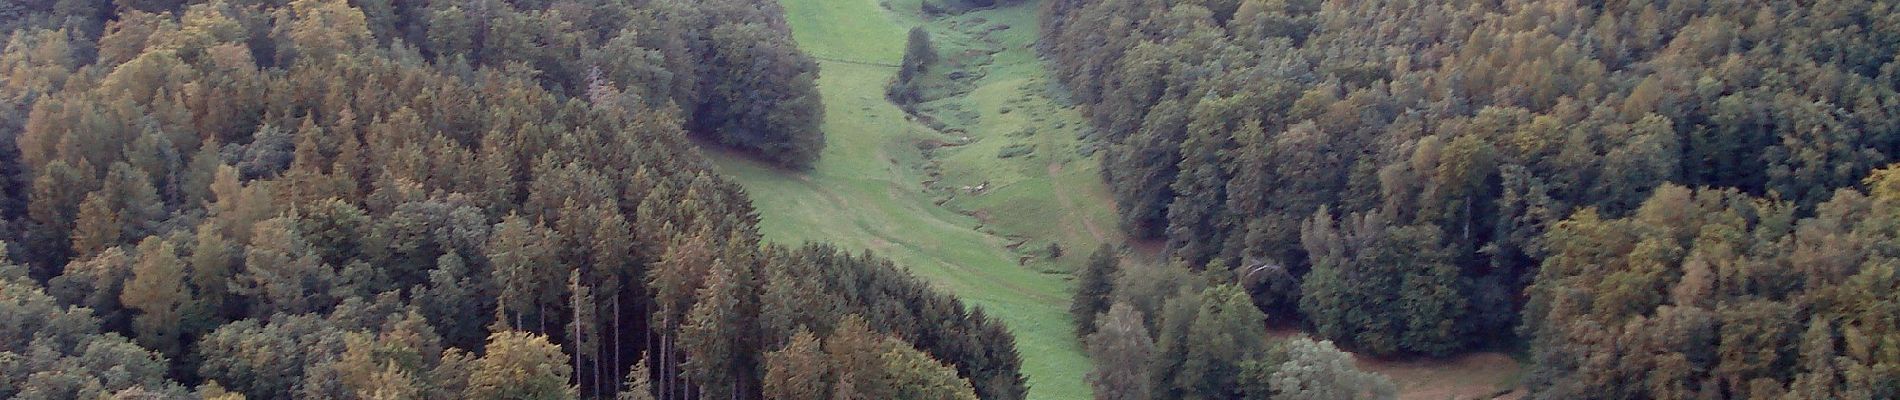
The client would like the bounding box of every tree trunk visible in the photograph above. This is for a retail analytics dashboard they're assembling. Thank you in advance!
[614,292,622,393]
[663,324,673,400]
[572,277,582,392]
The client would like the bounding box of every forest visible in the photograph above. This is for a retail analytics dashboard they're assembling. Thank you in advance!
[0,0,1013,399]
[1043,0,1900,398]
[11,0,1900,398]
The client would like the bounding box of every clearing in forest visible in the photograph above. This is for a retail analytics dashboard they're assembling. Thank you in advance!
[706,0,1116,398]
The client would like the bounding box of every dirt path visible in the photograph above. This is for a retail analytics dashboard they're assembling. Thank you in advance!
[1048,162,1109,242]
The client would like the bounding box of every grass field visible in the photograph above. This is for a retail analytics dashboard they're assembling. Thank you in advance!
[706,0,1118,398]
[708,0,1523,398]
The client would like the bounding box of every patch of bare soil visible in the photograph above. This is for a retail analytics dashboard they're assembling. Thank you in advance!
[1265,328,1524,400]
[1359,352,1523,400]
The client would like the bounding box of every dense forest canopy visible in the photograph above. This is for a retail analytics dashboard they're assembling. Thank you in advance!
[1042,0,1900,398]
[0,0,1014,399]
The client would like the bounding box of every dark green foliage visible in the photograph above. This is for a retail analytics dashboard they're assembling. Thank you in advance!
[693,20,826,169]
[1043,0,1900,363]
[996,143,1036,159]
[889,27,938,107]
[1178,284,1270,399]
[1299,209,1466,356]
[196,314,344,398]
[1150,286,1202,399]
[0,1,1019,399]
[1071,244,1119,336]
[762,244,1030,400]
[1132,279,1380,400]
[901,27,937,77]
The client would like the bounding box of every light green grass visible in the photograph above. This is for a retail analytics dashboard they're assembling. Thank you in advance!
[708,0,1122,398]
[714,2,1532,399]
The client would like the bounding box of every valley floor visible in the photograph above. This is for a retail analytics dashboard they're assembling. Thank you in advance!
[707,0,1111,398]
[709,0,1524,399]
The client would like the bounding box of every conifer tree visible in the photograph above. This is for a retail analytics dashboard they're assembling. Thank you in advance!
[1179,284,1269,399]
[680,261,743,400]
[466,331,577,400]
[762,329,829,400]
[619,355,657,400]
[1072,244,1120,336]
[487,214,562,332]
[122,236,192,356]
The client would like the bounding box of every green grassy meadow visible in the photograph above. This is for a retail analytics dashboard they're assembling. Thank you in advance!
[706,0,1124,398]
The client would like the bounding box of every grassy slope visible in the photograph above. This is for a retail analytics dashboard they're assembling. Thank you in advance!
[713,0,1527,398]
[706,0,1118,398]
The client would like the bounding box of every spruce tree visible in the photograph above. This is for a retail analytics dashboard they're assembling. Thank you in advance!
[465,331,577,400]
[1072,244,1121,336]
[122,236,192,356]
[763,329,829,400]
[618,355,656,400]
[680,261,744,400]
[1179,284,1269,399]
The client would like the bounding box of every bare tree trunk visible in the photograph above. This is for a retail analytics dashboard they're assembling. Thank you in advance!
[614,292,622,392]
[645,312,655,398]
[662,322,672,400]
[572,279,581,392]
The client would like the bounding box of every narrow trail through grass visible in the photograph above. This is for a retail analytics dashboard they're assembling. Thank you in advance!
[706,0,1122,398]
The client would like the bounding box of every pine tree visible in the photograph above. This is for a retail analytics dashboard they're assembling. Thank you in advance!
[121,236,192,356]
[1151,287,1203,400]
[880,340,981,400]
[69,192,121,257]
[188,223,236,320]
[487,214,562,332]
[763,329,829,400]
[827,315,890,400]
[680,261,743,400]
[647,234,715,400]
[26,160,93,271]
[1179,284,1269,399]
[890,27,938,106]
[239,216,336,317]
[901,27,938,76]
[465,331,577,400]
[619,355,657,400]
[100,162,165,239]
[417,252,484,350]
[567,269,602,396]
[1072,244,1120,336]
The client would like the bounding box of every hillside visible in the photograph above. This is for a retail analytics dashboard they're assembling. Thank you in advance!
[705,0,1122,398]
